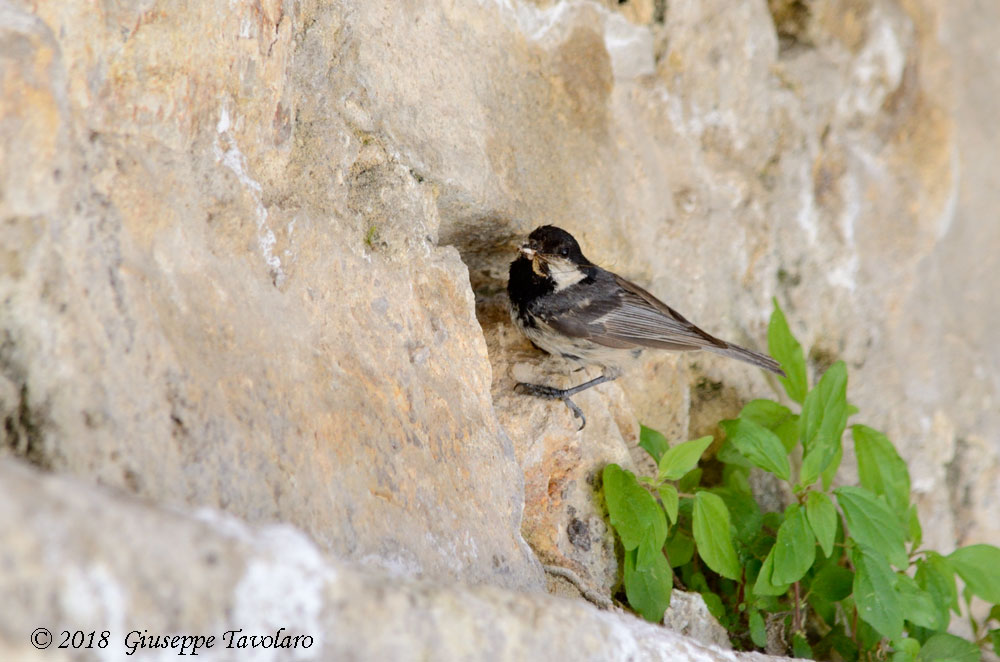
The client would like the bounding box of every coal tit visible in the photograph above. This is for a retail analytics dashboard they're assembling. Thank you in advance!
[507,225,785,428]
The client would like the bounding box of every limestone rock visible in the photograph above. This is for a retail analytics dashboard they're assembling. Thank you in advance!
[0,0,542,590]
[663,591,733,651]
[0,459,792,662]
[481,294,637,595]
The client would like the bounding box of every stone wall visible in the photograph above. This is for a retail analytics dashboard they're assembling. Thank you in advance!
[1,0,997,659]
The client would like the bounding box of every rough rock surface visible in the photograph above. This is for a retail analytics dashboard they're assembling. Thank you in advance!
[483,296,640,594]
[1,0,998,657]
[663,591,734,651]
[0,0,543,590]
[0,459,788,662]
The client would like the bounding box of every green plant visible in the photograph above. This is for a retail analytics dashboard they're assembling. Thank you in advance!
[602,299,1000,660]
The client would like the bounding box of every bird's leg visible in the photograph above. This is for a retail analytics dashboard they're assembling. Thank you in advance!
[514,371,619,430]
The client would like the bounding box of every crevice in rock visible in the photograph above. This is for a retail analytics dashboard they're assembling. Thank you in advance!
[807,344,838,376]
[945,437,972,543]
[1,328,53,471]
[3,383,53,471]
[653,0,667,25]
[766,0,813,55]
[450,225,524,300]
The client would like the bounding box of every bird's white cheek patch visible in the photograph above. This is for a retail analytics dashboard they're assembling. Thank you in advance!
[546,257,586,291]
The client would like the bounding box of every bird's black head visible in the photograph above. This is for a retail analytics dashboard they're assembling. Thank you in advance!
[521,225,587,265]
[508,225,594,306]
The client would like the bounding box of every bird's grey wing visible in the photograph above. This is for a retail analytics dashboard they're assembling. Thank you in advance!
[541,271,727,351]
[610,275,786,374]
[605,274,728,348]
[534,294,637,349]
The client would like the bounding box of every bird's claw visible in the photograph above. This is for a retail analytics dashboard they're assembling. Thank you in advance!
[561,397,586,430]
[515,382,587,430]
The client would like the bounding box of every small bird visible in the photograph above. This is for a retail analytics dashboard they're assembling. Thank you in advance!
[507,225,785,429]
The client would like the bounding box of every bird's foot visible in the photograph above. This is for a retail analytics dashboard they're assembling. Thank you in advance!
[514,382,565,399]
[515,382,587,430]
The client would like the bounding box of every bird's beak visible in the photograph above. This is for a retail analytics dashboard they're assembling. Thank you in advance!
[519,243,536,259]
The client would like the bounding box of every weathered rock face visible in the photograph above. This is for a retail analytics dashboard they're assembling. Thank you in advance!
[0,460,790,662]
[0,0,543,590]
[1,0,998,657]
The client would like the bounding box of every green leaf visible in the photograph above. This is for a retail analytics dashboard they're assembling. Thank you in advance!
[893,637,921,662]
[749,609,767,648]
[908,504,923,548]
[801,440,844,492]
[947,544,1000,603]
[717,439,754,469]
[754,548,791,596]
[821,443,843,491]
[738,397,798,454]
[806,491,838,557]
[853,544,904,641]
[801,362,848,449]
[658,484,679,525]
[916,553,959,618]
[677,467,703,493]
[810,563,853,602]
[895,573,940,630]
[658,436,713,481]
[693,491,741,580]
[853,610,883,650]
[684,567,709,593]
[720,418,791,480]
[915,632,980,662]
[809,594,837,628]
[774,415,800,454]
[624,541,673,623]
[712,487,763,548]
[792,632,813,659]
[835,486,908,568]
[700,591,726,623]
[772,503,816,585]
[799,447,825,489]
[722,463,752,494]
[765,513,788,538]
[665,528,694,568]
[989,629,1000,655]
[603,464,667,551]
[639,425,670,463]
[854,425,911,518]
[798,362,848,488]
[823,629,863,661]
[740,399,794,429]
[769,299,808,403]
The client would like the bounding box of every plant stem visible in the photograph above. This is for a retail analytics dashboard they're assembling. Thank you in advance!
[851,605,859,649]
[793,581,801,632]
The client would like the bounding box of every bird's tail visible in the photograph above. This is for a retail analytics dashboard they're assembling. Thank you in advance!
[706,342,786,376]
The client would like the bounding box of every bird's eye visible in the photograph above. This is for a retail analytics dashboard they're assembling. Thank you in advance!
[559,247,569,257]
